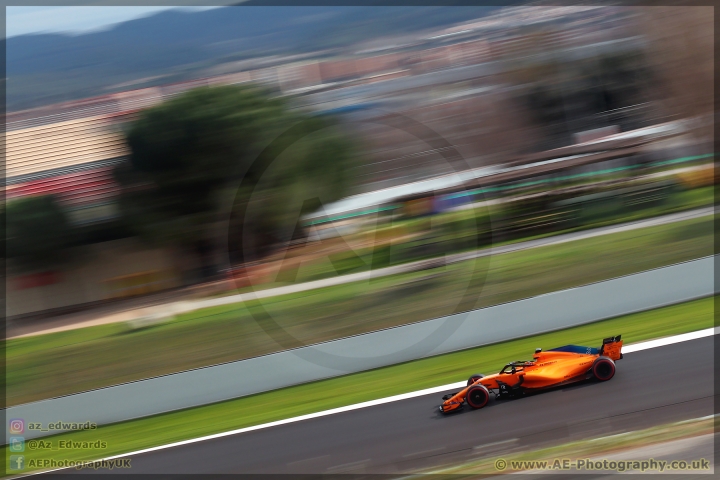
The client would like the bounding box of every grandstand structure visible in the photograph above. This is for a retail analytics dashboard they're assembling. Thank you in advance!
[7,115,128,178]
[6,115,129,224]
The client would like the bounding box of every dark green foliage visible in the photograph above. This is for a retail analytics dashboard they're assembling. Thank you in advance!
[115,85,358,269]
[6,195,75,270]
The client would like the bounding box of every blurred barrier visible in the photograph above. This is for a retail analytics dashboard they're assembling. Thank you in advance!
[14,271,60,290]
[104,271,166,299]
[403,197,434,217]
[7,239,181,318]
[675,163,715,188]
[229,261,291,288]
[5,256,714,442]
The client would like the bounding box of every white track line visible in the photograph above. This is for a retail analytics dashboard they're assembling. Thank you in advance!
[622,328,717,353]
[21,326,718,477]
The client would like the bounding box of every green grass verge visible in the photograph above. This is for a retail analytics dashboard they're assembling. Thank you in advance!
[3,296,714,475]
[6,214,713,405]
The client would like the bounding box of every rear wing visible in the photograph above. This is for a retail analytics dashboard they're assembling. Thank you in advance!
[600,335,623,360]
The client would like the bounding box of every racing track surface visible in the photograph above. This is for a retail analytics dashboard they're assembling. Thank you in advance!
[60,336,714,475]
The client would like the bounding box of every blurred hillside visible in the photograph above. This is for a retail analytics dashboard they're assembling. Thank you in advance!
[7,4,503,111]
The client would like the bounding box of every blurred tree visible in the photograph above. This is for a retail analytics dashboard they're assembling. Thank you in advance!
[114,85,357,281]
[6,195,75,271]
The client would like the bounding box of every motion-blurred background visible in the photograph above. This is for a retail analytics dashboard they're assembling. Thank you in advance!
[4,4,714,404]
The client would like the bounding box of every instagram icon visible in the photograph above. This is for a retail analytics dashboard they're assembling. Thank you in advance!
[9,419,24,434]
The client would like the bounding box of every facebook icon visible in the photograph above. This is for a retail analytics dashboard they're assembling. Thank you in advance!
[10,455,25,470]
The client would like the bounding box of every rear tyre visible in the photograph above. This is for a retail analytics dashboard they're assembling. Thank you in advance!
[466,385,490,409]
[592,357,616,381]
[467,373,485,386]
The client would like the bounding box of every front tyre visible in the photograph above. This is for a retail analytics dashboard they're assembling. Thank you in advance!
[592,357,616,381]
[466,385,490,409]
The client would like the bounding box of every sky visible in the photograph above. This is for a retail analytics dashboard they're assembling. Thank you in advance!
[6,5,232,38]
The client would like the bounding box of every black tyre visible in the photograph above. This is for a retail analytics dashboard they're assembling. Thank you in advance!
[592,357,616,381]
[467,373,485,386]
[466,385,490,409]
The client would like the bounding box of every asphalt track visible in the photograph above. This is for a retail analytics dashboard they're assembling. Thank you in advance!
[60,335,714,475]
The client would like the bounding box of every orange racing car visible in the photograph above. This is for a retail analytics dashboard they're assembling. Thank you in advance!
[440,335,623,413]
